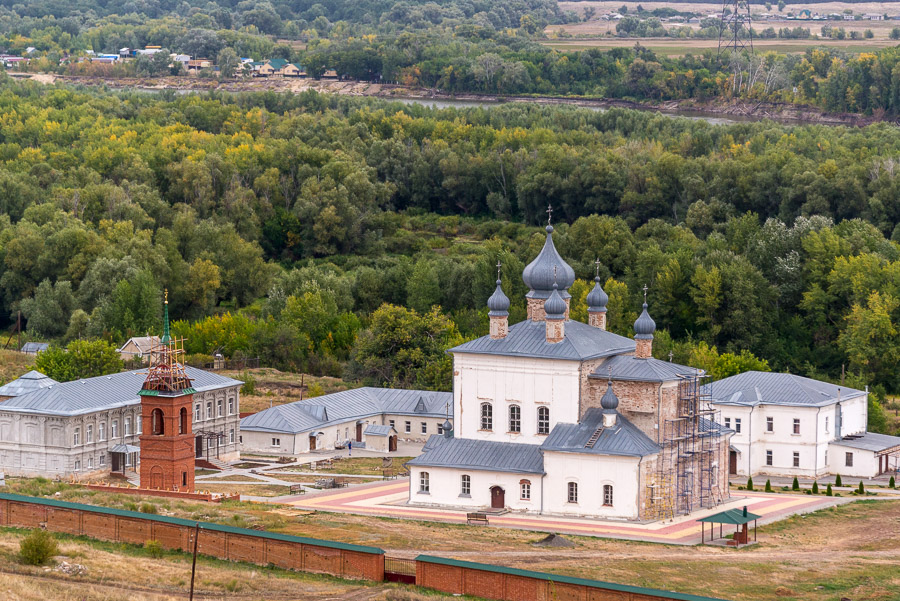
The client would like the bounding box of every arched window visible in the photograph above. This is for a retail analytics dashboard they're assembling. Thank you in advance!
[567,482,578,504]
[151,408,164,436]
[520,480,531,500]
[179,407,188,435]
[508,405,521,433]
[603,484,614,507]
[480,403,493,431]
[419,472,430,493]
[460,474,471,496]
[537,406,550,435]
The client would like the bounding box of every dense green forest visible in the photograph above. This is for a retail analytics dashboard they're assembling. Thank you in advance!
[3,0,900,114]
[1,75,900,437]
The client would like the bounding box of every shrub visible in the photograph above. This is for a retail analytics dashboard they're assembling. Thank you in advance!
[746,477,753,491]
[792,477,800,491]
[835,474,842,487]
[826,483,833,496]
[858,481,865,494]
[811,481,819,494]
[240,371,256,395]
[19,529,59,565]
[145,540,164,558]
[140,502,158,514]
[765,479,772,492]
[890,476,895,489]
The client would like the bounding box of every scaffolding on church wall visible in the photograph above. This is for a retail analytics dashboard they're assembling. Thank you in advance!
[648,373,725,521]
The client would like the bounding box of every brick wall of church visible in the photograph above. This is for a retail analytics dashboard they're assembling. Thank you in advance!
[637,455,659,520]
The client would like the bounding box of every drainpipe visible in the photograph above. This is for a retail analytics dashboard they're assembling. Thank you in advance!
[540,464,545,515]
[657,385,662,445]
[814,406,821,477]
[747,404,755,476]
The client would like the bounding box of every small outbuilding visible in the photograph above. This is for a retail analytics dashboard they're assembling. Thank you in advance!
[364,424,398,452]
[699,506,760,546]
[20,342,49,355]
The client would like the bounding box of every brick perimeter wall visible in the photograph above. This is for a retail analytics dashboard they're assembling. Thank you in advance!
[0,495,383,582]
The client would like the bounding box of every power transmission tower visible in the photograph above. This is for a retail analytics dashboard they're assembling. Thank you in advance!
[717,0,753,56]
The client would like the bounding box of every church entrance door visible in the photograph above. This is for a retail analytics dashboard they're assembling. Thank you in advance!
[490,486,505,509]
[389,436,397,452]
[729,450,738,475]
[356,423,363,442]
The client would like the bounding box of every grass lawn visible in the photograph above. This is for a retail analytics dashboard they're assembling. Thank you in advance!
[4,477,900,600]
[0,349,36,385]
[303,457,414,475]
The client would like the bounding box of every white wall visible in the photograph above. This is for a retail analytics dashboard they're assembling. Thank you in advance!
[407,466,542,512]
[827,443,879,478]
[714,395,869,478]
[453,353,581,445]
[542,451,643,519]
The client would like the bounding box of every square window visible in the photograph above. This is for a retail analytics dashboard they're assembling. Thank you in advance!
[272,437,280,447]
[724,418,731,429]
[99,454,106,467]
[735,418,742,434]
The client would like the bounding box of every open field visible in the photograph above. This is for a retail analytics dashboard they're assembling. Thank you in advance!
[559,1,900,19]
[3,477,899,600]
[542,36,898,55]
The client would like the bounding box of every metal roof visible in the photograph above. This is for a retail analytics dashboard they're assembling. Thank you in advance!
[0,367,241,417]
[697,507,761,525]
[414,555,730,601]
[116,336,159,354]
[0,493,383,555]
[450,319,636,361]
[240,388,451,435]
[540,408,660,458]
[407,435,544,474]
[593,355,701,383]
[20,342,49,353]
[110,443,140,453]
[0,370,58,398]
[706,371,865,408]
[830,432,900,452]
[364,425,395,436]
[522,225,575,300]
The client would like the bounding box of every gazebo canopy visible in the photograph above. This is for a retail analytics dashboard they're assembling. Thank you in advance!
[110,444,140,454]
[698,507,760,526]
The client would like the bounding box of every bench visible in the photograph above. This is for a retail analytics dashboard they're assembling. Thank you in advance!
[334,477,349,488]
[289,484,306,495]
[466,512,489,526]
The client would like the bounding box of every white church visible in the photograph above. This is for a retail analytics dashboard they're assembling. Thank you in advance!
[407,224,733,521]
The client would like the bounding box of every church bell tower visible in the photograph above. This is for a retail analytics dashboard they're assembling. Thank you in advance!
[138,292,196,492]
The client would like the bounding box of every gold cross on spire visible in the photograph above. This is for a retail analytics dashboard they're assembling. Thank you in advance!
[164,288,168,304]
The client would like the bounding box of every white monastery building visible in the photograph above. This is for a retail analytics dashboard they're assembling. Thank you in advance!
[407,223,733,521]
[708,371,900,479]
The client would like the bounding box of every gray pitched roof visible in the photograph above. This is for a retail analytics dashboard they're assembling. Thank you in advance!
[0,371,58,398]
[364,425,395,436]
[240,388,451,434]
[540,408,660,457]
[407,436,544,474]
[593,355,701,383]
[20,342,49,353]
[0,367,241,417]
[706,371,865,408]
[450,319,635,361]
[830,432,900,452]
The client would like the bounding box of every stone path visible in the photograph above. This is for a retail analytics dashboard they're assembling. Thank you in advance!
[277,479,848,544]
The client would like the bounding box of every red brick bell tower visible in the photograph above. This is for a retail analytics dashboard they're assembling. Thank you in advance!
[139,292,196,492]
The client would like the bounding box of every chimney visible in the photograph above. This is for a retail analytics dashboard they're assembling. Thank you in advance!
[633,285,656,359]
[544,282,566,344]
[586,266,609,330]
[487,265,510,340]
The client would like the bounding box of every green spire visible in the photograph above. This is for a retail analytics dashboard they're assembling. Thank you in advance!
[161,289,171,345]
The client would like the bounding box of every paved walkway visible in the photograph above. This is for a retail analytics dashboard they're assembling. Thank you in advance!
[279,479,847,544]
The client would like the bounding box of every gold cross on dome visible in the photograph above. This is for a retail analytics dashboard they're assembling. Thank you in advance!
[546,204,553,225]
[643,284,648,302]
[496,260,502,280]
[594,258,601,278]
